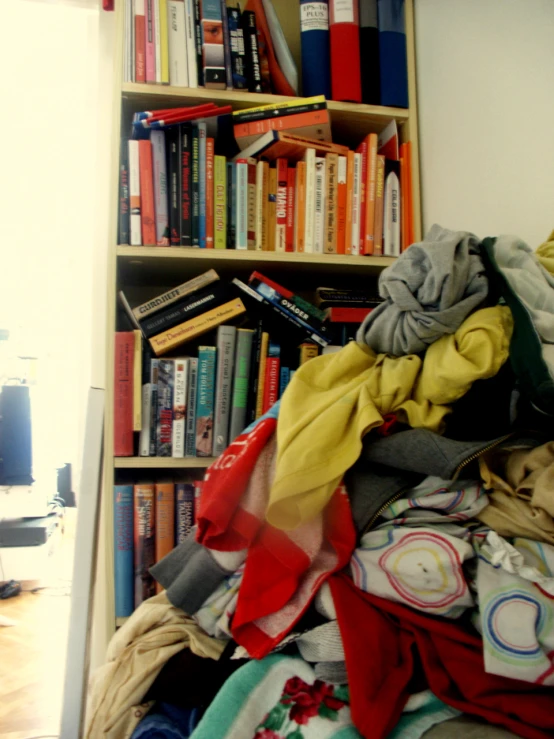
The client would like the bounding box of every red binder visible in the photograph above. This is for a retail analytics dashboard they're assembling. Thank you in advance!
[329,0,362,103]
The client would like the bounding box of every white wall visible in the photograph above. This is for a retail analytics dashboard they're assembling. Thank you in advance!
[414,0,554,247]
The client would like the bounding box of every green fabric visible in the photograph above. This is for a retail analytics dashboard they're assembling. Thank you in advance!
[388,693,460,739]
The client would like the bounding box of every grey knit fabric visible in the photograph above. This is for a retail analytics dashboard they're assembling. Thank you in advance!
[314,661,348,685]
[356,224,488,355]
[296,621,345,662]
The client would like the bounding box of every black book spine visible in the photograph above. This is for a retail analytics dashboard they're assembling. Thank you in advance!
[220,0,233,89]
[166,126,181,246]
[359,0,380,105]
[180,124,192,247]
[193,0,204,86]
[246,318,263,425]
[227,6,247,90]
[118,138,130,244]
[191,124,200,247]
[233,101,327,125]
[242,10,262,93]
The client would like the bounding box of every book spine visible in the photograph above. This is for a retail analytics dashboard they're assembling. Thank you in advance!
[166,126,180,246]
[344,149,354,254]
[118,139,130,245]
[377,0,408,108]
[167,0,188,86]
[329,306,373,322]
[324,153,338,253]
[299,0,331,98]
[154,0,162,83]
[364,132,378,255]
[184,0,198,87]
[303,148,316,252]
[214,155,227,249]
[260,161,270,251]
[134,269,220,321]
[212,325,237,455]
[154,482,175,591]
[149,359,159,456]
[400,146,407,253]
[383,159,401,256]
[185,358,198,456]
[193,0,204,86]
[114,332,134,456]
[201,0,226,88]
[242,10,262,93]
[227,6,248,90]
[151,130,169,245]
[285,167,295,252]
[172,358,188,456]
[191,125,200,246]
[194,479,204,503]
[220,0,233,88]
[263,353,280,414]
[125,0,133,83]
[196,346,216,456]
[295,161,306,253]
[235,159,248,249]
[159,0,169,83]
[246,319,263,424]
[205,137,215,247]
[255,332,269,419]
[180,124,192,246]
[351,152,362,255]
[134,0,146,83]
[156,359,174,455]
[267,167,277,252]
[246,157,257,249]
[175,483,195,543]
[128,140,142,246]
[198,122,207,247]
[357,138,368,250]
[373,153,385,255]
[114,484,134,618]
[133,330,142,431]
[133,483,156,608]
[146,0,156,82]
[279,366,290,398]
[138,139,156,245]
[336,155,347,254]
[313,156,326,254]
[249,272,327,322]
[227,161,235,247]
[329,0,361,103]
[359,0,380,105]
[275,158,288,252]
[232,94,326,120]
[300,342,319,364]
[229,328,254,442]
[139,383,153,456]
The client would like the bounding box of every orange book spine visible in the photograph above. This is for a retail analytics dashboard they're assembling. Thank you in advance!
[267,167,277,251]
[295,161,306,253]
[275,158,288,252]
[154,482,175,592]
[255,332,269,419]
[324,153,339,254]
[363,133,378,255]
[138,140,156,246]
[205,138,214,248]
[344,151,355,254]
[356,137,368,249]
[374,154,386,256]
[336,155,347,254]
[249,109,330,136]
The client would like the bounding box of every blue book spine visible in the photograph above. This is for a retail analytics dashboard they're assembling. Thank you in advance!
[175,482,196,543]
[279,366,290,398]
[254,282,330,345]
[300,0,331,98]
[196,347,216,457]
[114,484,134,618]
[198,121,207,248]
[185,358,198,457]
[377,0,408,108]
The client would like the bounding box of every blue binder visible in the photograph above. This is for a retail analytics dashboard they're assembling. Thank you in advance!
[300,0,331,98]
[378,0,408,108]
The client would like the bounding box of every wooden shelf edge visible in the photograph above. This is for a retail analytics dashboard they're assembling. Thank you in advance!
[114,456,216,468]
[116,245,396,269]
[120,82,410,122]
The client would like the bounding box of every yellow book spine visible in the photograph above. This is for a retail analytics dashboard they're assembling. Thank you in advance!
[133,330,142,431]
[150,298,246,355]
[159,0,169,84]
[231,95,326,117]
[214,155,227,249]
[299,342,319,365]
[255,332,269,419]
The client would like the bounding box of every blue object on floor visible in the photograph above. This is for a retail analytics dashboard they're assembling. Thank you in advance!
[130,704,201,739]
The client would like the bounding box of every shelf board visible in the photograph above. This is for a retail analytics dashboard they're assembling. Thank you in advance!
[114,456,216,468]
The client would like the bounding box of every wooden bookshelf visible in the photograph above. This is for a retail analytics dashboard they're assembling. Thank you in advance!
[114,456,216,469]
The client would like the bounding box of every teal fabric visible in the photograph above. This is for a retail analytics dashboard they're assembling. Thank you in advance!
[388,693,460,739]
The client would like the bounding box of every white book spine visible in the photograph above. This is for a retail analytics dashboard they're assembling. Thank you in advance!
[255,161,264,251]
[151,131,169,245]
[235,161,248,249]
[351,152,362,255]
[313,156,326,254]
[184,0,198,88]
[212,327,237,456]
[167,0,188,87]
[128,140,142,246]
[185,358,198,457]
[139,384,153,456]
[172,359,188,457]
[384,171,401,256]
[303,148,316,253]
[154,0,162,83]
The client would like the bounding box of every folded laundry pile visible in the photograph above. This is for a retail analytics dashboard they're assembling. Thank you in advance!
[88,227,554,739]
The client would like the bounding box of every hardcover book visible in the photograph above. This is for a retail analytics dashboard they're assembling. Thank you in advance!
[227,5,248,89]
[133,483,156,608]
[200,0,226,88]
[128,140,141,246]
[151,130,169,245]
[300,0,331,98]
[114,484,134,618]
[176,482,196,543]
[242,10,263,92]
[167,0,188,85]
[185,357,198,457]
[180,124,193,247]
[213,325,237,456]
[166,126,181,246]
[118,138,130,245]
[172,358,189,457]
[196,346,216,456]
[114,332,134,457]
[214,154,227,249]
[138,139,156,245]
[132,269,219,321]
[156,359,174,456]
[229,327,254,442]
[154,482,175,592]
[198,122,207,248]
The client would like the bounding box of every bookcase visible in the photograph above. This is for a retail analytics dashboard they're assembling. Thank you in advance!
[100,0,422,636]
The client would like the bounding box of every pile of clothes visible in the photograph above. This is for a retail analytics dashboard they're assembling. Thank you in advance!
[88,226,554,739]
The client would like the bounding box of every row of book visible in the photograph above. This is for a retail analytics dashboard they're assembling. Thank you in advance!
[115,269,381,456]
[119,115,414,256]
[123,0,297,95]
[114,479,202,616]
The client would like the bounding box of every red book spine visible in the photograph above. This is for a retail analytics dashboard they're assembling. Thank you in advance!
[138,140,156,245]
[114,332,134,456]
[275,158,288,252]
[134,5,146,83]
[206,138,214,248]
[328,307,374,323]
[249,271,293,299]
[263,356,280,413]
[356,138,368,249]
[329,0,361,103]
[285,167,295,252]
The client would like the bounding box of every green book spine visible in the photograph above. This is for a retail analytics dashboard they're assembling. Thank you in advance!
[229,328,255,442]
